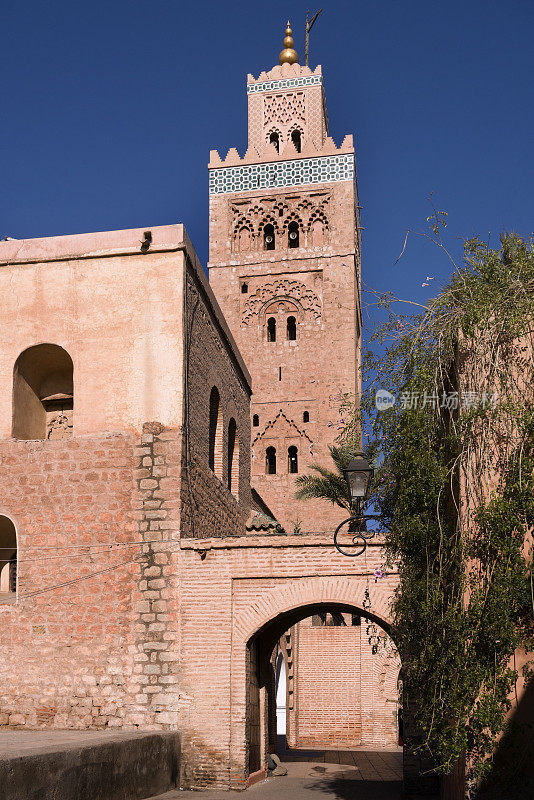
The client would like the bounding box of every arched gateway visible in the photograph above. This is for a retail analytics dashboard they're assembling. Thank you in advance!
[232,576,397,785]
[178,535,403,790]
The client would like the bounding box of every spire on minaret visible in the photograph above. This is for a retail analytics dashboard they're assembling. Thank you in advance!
[279,21,299,65]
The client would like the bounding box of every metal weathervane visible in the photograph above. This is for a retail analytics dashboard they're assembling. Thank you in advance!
[305,8,323,67]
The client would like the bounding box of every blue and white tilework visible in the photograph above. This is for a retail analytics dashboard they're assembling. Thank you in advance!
[247,75,323,95]
[209,154,354,195]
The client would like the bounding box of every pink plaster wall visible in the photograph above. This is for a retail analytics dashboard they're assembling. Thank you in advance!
[0,225,187,437]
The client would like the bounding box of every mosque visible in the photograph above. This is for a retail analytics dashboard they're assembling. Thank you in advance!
[0,23,417,794]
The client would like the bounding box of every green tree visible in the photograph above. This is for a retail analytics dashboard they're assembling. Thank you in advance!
[297,224,534,793]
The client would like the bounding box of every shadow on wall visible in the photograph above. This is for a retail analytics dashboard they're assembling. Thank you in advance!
[476,671,534,800]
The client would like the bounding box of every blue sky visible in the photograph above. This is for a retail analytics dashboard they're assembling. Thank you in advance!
[2,0,533,322]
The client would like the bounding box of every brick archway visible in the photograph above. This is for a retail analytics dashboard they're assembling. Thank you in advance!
[234,575,393,645]
[229,574,395,788]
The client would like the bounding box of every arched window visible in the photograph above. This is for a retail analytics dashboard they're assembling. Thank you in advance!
[288,221,299,249]
[0,516,17,598]
[291,130,302,153]
[269,132,280,152]
[267,317,276,342]
[288,445,298,474]
[227,418,239,497]
[13,344,73,440]
[266,446,277,475]
[286,316,297,341]
[252,414,259,427]
[209,387,223,478]
[241,282,248,294]
[303,410,309,423]
[263,224,275,251]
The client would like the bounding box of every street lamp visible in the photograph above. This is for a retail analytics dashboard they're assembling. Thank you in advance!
[334,454,376,557]
[342,455,374,516]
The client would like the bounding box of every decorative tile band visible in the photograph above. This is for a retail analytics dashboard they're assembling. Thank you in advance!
[209,154,354,195]
[247,75,323,95]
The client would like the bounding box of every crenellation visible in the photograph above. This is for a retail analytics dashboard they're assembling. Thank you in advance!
[208,133,354,170]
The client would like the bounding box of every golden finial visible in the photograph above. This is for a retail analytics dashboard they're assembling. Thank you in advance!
[279,20,299,65]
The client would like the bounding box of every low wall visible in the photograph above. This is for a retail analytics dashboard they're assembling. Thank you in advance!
[0,731,180,800]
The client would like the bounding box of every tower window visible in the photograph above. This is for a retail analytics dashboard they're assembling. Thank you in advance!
[303,410,309,423]
[266,446,277,475]
[267,317,276,342]
[288,221,299,249]
[269,132,280,152]
[241,282,248,294]
[288,446,298,474]
[286,316,296,341]
[263,224,275,251]
[291,130,302,153]
[252,414,259,427]
[278,366,282,381]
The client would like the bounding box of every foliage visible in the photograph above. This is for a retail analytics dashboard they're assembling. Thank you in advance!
[366,228,534,789]
[300,220,534,791]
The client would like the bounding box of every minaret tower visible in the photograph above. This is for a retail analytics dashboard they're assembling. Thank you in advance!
[208,23,362,532]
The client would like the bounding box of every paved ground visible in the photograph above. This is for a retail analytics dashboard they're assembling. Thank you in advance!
[146,743,403,800]
[0,731,403,799]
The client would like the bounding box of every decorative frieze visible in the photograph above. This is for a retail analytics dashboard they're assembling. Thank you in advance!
[247,74,322,94]
[209,154,354,195]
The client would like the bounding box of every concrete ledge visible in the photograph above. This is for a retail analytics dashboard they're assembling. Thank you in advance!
[0,730,180,800]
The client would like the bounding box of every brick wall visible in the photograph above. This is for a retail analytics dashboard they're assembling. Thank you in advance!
[129,422,182,728]
[209,181,361,534]
[286,615,400,749]
[180,266,251,539]
[0,433,141,729]
[177,533,399,788]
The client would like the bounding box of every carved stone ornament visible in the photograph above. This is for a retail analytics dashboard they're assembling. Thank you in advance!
[242,279,321,326]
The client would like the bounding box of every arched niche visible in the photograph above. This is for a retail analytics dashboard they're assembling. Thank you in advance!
[209,386,223,479]
[228,417,239,498]
[13,344,73,440]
